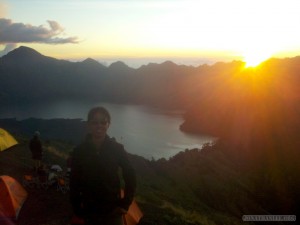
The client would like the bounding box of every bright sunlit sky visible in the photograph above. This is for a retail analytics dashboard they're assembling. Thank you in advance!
[1,0,300,67]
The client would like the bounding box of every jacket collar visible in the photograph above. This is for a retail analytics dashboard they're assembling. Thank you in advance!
[84,134,111,152]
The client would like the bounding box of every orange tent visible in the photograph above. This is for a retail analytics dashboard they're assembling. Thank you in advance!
[71,190,143,225]
[123,199,143,225]
[121,189,143,225]
[0,176,28,221]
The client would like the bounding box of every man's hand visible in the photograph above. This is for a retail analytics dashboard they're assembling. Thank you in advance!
[112,207,127,215]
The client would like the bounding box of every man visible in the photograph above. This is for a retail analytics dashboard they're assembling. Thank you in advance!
[70,106,136,225]
[29,131,43,171]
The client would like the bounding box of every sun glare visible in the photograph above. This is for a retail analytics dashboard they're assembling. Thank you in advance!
[242,50,272,68]
[243,55,266,68]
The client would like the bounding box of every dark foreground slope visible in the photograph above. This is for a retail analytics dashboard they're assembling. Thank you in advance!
[1,133,299,225]
[0,144,72,225]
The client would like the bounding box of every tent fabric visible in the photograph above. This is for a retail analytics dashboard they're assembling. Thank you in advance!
[123,199,143,225]
[70,190,143,225]
[0,211,16,225]
[0,128,18,152]
[121,189,143,225]
[70,215,85,225]
[50,164,63,172]
[0,176,28,220]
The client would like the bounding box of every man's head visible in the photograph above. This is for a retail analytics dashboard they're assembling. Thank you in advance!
[87,106,111,140]
[87,106,111,123]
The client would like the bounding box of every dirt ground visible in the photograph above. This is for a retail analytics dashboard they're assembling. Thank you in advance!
[0,144,73,225]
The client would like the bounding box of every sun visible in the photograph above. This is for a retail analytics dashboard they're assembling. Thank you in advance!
[243,55,267,68]
[242,49,272,68]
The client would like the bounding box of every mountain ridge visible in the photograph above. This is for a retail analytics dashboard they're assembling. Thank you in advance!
[1,46,300,136]
[0,46,208,108]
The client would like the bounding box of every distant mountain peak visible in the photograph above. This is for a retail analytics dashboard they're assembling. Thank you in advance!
[1,46,53,64]
[6,46,42,58]
[82,57,101,65]
[161,60,177,66]
[139,60,178,71]
[109,61,129,69]
[80,58,107,70]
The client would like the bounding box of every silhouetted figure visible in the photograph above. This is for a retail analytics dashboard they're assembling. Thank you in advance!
[66,151,73,178]
[29,131,43,171]
[70,106,136,225]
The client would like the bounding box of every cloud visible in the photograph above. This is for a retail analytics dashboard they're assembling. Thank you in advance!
[0,43,17,56]
[47,20,64,34]
[0,18,79,44]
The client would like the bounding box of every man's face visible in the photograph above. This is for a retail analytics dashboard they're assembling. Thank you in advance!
[88,112,110,140]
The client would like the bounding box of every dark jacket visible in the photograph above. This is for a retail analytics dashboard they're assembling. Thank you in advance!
[29,136,42,159]
[70,135,136,216]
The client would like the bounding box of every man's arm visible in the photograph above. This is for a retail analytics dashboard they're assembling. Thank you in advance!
[69,148,84,216]
[118,146,136,210]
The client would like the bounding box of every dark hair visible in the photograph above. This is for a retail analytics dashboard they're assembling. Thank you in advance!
[87,106,111,123]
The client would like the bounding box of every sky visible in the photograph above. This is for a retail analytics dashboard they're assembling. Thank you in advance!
[1,0,300,67]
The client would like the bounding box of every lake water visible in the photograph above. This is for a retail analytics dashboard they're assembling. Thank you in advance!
[0,101,215,159]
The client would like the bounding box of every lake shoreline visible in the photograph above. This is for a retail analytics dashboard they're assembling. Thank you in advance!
[0,116,214,160]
